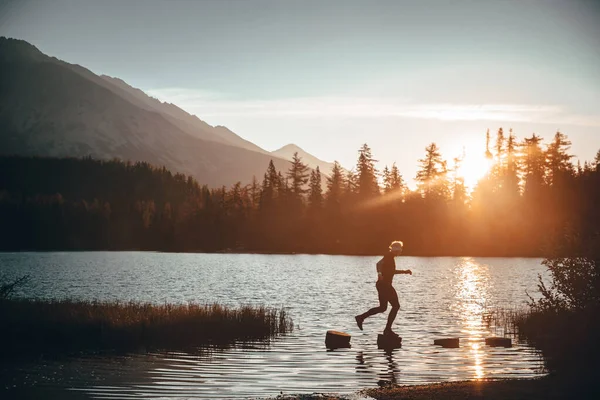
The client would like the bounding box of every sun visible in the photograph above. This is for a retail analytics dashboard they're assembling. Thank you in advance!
[457,147,494,190]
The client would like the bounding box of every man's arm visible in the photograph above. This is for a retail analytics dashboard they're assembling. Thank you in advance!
[394,269,412,275]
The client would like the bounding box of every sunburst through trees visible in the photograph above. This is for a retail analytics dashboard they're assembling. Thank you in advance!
[0,129,598,256]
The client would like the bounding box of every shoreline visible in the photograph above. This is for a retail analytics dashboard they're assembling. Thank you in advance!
[275,377,599,400]
[0,249,545,258]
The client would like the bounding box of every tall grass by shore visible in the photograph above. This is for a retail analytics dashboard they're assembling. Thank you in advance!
[0,298,293,359]
[482,304,599,381]
[513,307,599,378]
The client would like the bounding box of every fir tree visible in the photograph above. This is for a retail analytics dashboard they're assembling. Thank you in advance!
[356,144,379,199]
[416,143,450,200]
[521,134,546,197]
[326,161,345,208]
[545,131,573,186]
[389,163,405,194]
[260,160,279,209]
[249,176,261,209]
[485,129,493,159]
[382,166,392,193]
[287,152,310,199]
[308,167,323,211]
[505,128,520,197]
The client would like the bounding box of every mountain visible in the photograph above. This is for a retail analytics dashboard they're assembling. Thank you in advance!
[98,75,269,154]
[272,144,338,175]
[0,37,290,187]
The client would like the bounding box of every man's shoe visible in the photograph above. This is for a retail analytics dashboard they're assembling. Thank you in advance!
[355,316,364,330]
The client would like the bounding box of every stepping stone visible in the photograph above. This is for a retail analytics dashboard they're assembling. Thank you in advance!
[325,330,351,349]
[377,334,402,349]
[434,338,460,348]
[485,337,512,347]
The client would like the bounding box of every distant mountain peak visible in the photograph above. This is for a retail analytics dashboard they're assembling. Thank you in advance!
[0,36,46,63]
[275,143,305,153]
[271,144,337,174]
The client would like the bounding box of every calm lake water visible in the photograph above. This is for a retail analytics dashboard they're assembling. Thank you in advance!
[1,252,548,399]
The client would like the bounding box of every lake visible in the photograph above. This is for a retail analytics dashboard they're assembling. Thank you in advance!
[1,252,547,399]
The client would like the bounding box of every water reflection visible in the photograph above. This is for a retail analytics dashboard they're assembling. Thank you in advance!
[382,349,401,385]
[355,349,401,386]
[455,257,490,379]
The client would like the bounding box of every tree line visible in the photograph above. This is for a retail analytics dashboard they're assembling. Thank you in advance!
[1,129,599,255]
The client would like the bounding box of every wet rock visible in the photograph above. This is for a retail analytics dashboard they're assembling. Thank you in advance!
[377,334,402,349]
[325,330,351,349]
[485,337,512,347]
[434,338,460,348]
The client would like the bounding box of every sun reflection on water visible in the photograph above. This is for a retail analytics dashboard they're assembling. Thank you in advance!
[455,257,491,379]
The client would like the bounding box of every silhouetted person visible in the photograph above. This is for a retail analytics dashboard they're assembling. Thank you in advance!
[355,241,412,336]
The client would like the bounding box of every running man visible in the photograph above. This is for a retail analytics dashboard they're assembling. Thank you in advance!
[355,241,412,336]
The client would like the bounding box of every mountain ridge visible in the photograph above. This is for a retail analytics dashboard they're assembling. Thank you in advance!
[0,36,335,186]
[0,36,292,187]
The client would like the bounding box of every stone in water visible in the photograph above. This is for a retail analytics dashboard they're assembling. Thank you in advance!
[325,330,351,349]
[485,337,512,347]
[434,338,460,348]
[377,334,402,349]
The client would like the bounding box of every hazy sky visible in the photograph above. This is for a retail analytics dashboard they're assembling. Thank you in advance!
[1,0,599,185]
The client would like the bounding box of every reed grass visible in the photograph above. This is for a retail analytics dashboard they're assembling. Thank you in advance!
[482,306,529,337]
[513,307,599,379]
[482,305,599,380]
[0,299,293,359]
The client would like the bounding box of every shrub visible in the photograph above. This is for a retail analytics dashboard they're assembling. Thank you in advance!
[516,233,600,379]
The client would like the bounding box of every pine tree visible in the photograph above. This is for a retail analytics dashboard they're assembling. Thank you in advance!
[389,163,405,192]
[278,172,287,199]
[382,166,392,193]
[490,128,506,193]
[287,152,309,199]
[356,144,379,199]
[326,161,345,207]
[451,155,466,204]
[545,131,573,186]
[485,129,493,159]
[229,182,244,212]
[260,160,279,209]
[521,134,545,197]
[505,129,520,197]
[345,169,358,196]
[416,143,450,200]
[308,167,323,211]
[495,128,505,167]
[249,176,261,209]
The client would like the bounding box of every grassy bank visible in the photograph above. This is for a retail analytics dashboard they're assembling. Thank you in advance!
[0,299,293,359]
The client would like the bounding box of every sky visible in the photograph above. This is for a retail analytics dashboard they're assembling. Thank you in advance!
[1,0,599,186]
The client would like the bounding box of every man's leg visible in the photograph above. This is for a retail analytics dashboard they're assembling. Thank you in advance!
[383,286,400,335]
[355,284,387,330]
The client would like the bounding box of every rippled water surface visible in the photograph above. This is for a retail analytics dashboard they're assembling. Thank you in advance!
[1,252,547,399]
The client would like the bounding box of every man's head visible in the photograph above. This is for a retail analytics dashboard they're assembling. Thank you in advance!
[389,240,403,256]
